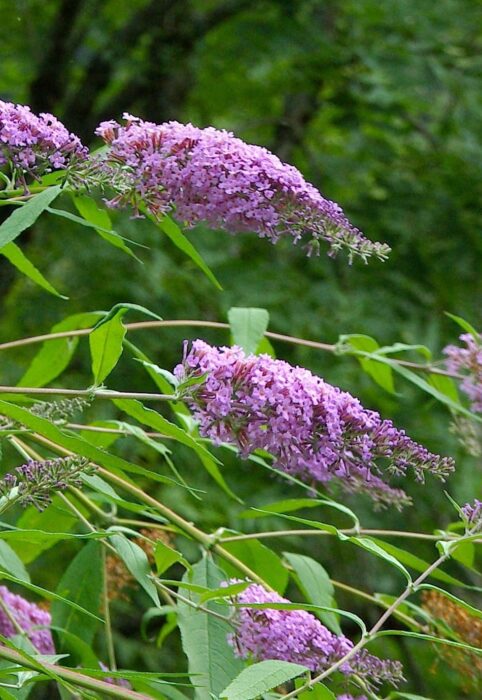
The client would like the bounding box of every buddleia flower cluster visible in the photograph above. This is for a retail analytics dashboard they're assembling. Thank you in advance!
[443,333,482,414]
[0,456,93,511]
[0,101,87,189]
[226,582,403,689]
[175,341,455,508]
[94,114,390,263]
[0,585,54,654]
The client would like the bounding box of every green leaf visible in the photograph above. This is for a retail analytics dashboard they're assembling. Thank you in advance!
[90,305,163,384]
[155,540,190,576]
[283,553,341,634]
[445,312,480,340]
[51,540,103,647]
[219,539,288,594]
[339,334,395,393]
[295,680,336,699]
[0,242,67,298]
[19,312,103,388]
[177,557,243,699]
[0,540,30,583]
[428,374,460,403]
[367,539,466,587]
[89,308,126,384]
[0,186,62,248]
[0,400,180,487]
[112,398,221,471]
[241,497,358,527]
[228,307,270,355]
[347,536,411,583]
[13,495,83,563]
[374,628,482,655]
[71,194,141,260]
[220,660,308,700]
[110,532,160,605]
[157,214,222,290]
[387,694,435,700]
[92,302,162,331]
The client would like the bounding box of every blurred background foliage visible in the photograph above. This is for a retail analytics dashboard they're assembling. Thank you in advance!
[0,1,481,697]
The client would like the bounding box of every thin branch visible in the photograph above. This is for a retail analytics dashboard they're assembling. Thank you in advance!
[0,644,152,699]
[29,432,275,591]
[0,386,172,402]
[0,319,462,379]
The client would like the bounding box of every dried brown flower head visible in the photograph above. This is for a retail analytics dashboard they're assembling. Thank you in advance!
[422,590,482,692]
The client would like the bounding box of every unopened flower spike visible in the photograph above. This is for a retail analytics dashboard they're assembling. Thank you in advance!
[175,341,455,509]
[94,116,390,263]
[0,456,95,511]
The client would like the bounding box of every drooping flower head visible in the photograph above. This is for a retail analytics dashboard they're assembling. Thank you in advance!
[443,333,482,414]
[0,101,87,188]
[0,586,54,654]
[175,341,455,508]
[226,581,403,688]
[94,115,390,263]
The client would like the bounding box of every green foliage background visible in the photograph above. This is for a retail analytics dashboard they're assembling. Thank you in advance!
[0,1,481,697]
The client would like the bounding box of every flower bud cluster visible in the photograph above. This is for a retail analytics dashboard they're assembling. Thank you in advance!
[175,341,454,508]
[95,115,390,263]
[0,456,93,511]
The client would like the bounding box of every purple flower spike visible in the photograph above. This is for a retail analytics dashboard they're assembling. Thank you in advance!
[95,115,390,262]
[443,333,482,414]
[0,586,54,654]
[226,581,403,688]
[175,341,454,509]
[0,101,87,188]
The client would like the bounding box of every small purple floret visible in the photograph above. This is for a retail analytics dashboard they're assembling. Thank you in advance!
[175,341,454,508]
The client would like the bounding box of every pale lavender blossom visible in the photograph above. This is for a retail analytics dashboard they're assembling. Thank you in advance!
[461,499,482,533]
[337,695,367,700]
[443,333,482,414]
[175,341,455,508]
[94,115,390,262]
[226,582,403,688]
[0,101,87,189]
[0,586,54,654]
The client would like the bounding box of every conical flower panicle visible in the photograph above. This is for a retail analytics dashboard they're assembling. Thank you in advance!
[226,581,403,688]
[95,115,390,263]
[175,341,454,508]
